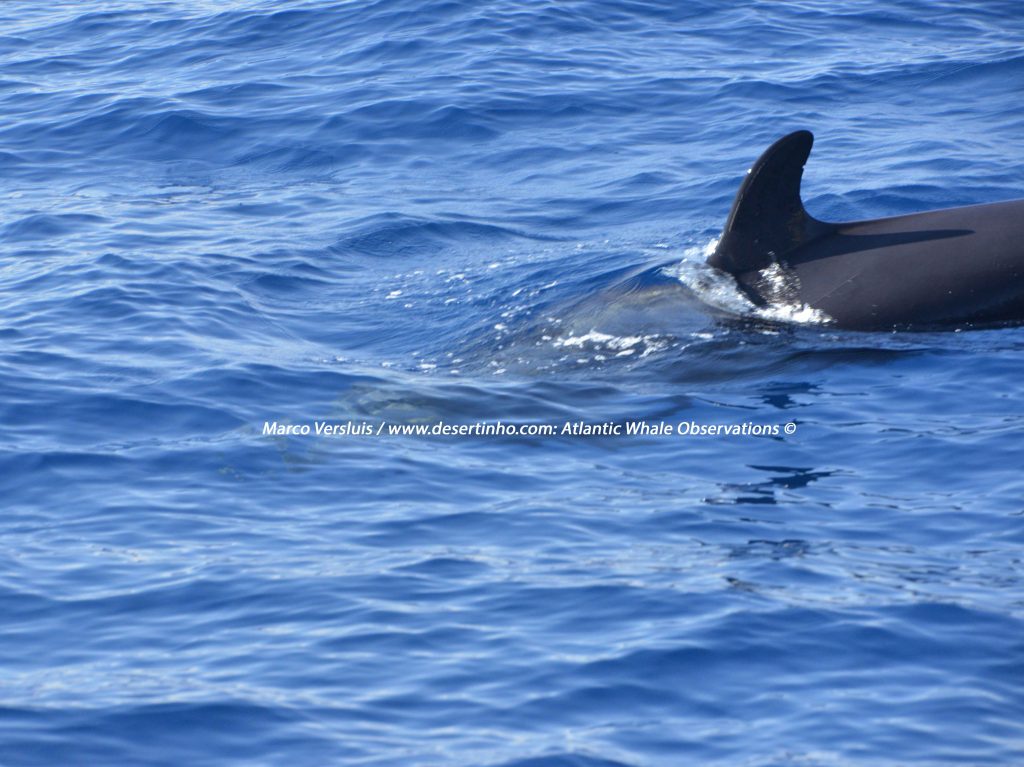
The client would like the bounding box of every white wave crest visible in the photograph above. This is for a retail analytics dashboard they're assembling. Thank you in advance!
[553,330,668,358]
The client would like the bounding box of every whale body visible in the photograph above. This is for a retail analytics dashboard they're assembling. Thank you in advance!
[706,130,1024,330]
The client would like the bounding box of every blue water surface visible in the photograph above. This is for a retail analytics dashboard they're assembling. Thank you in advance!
[2,1,1023,765]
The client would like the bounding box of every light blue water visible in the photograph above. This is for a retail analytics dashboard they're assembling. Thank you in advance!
[1,2,1023,765]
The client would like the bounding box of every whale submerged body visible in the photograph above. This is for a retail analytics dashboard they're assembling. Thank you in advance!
[706,130,1024,330]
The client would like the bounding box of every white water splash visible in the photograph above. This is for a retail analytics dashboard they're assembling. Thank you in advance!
[753,263,832,325]
[665,239,832,326]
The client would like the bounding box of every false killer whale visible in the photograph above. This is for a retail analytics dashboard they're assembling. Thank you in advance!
[707,130,1024,330]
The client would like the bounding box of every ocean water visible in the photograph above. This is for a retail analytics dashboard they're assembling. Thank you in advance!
[2,1,1024,765]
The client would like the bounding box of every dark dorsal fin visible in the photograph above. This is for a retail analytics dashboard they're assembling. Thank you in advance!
[707,130,832,275]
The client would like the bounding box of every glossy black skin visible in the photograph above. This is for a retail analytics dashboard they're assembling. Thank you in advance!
[772,200,1024,329]
[708,130,1024,330]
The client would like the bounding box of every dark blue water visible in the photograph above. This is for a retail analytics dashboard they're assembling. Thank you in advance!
[2,2,1024,765]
